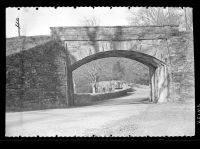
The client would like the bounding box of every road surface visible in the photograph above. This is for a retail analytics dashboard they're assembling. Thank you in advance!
[6,86,195,137]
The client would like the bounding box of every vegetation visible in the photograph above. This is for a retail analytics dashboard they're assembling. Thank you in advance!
[127,7,194,101]
[74,7,194,102]
[73,57,149,93]
[127,7,193,31]
[77,15,150,94]
[6,7,194,112]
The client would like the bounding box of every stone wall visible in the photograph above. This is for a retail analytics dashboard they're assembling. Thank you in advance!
[6,35,51,56]
[74,87,133,106]
[6,40,68,112]
[6,26,194,112]
[168,31,195,101]
[50,26,180,63]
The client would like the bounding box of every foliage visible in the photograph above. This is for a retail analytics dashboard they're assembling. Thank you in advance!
[73,57,149,93]
[128,7,182,26]
[127,7,194,101]
[112,60,125,80]
[128,7,193,31]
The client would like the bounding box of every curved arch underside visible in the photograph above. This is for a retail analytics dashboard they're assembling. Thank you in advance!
[70,50,166,71]
[67,50,169,104]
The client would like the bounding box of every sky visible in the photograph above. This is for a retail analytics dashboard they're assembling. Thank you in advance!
[6,7,136,38]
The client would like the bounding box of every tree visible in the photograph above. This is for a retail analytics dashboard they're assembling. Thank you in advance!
[127,7,183,100]
[112,61,125,81]
[128,7,182,26]
[81,16,100,26]
[77,16,103,93]
[127,7,193,31]
[127,7,183,58]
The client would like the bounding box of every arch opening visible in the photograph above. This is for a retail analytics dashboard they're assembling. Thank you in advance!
[72,57,150,105]
[66,50,169,106]
[70,50,165,72]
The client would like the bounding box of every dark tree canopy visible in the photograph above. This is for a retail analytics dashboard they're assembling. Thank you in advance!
[112,61,125,80]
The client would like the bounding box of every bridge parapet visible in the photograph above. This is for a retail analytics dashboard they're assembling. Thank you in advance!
[50,25,179,41]
[50,25,180,63]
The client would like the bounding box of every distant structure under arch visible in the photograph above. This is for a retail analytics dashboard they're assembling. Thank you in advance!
[50,25,179,106]
[66,49,169,105]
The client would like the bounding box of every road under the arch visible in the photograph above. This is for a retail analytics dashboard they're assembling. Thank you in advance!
[66,49,169,106]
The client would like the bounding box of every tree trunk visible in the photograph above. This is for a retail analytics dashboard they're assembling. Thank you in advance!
[92,83,96,93]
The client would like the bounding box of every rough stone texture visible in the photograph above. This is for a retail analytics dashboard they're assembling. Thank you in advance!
[6,40,68,111]
[151,65,169,103]
[50,25,179,41]
[74,88,132,106]
[6,35,51,56]
[168,31,194,101]
[50,26,191,104]
[70,50,165,70]
[50,26,180,63]
[70,50,169,103]
[6,26,193,111]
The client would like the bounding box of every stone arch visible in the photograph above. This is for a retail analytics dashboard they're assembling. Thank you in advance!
[66,48,169,106]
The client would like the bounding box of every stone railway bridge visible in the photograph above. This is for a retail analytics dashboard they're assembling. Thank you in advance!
[6,25,182,109]
[50,25,180,106]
